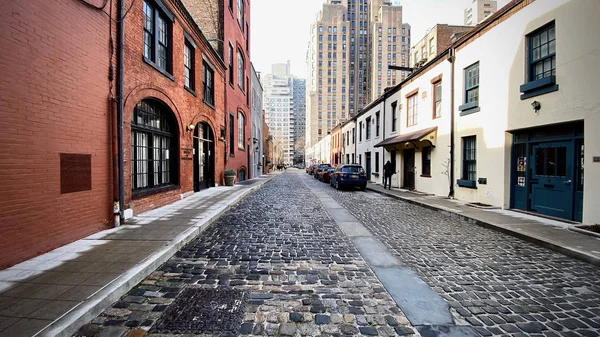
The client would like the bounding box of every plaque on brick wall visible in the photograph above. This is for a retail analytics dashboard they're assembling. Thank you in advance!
[60,153,92,194]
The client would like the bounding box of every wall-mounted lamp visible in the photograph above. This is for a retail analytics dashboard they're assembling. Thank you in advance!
[186,123,195,132]
[531,100,541,113]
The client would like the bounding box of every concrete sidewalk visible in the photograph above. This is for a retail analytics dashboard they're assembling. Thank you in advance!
[0,174,276,337]
[366,182,600,267]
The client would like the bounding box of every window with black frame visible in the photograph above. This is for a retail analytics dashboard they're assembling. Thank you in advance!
[520,22,558,99]
[422,147,431,176]
[131,100,177,192]
[143,0,172,75]
[203,61,214,106]
[462,136,476,182]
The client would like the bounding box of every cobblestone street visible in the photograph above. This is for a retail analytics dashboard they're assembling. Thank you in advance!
[74,173,414,337]
[74,172,600,337]
[305,173,600,336]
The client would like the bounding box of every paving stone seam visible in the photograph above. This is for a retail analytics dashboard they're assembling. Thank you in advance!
[38,178,274,337]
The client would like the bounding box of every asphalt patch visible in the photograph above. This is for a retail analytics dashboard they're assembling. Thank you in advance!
[151,287,247,334]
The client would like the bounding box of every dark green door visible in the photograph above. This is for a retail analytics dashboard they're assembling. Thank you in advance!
[530,142,573,219]
[365,152,371,180]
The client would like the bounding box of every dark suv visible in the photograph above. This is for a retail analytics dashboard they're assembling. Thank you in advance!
[330,164,367,190]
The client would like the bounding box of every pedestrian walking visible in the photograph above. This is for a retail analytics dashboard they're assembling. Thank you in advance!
[383,160,394,190]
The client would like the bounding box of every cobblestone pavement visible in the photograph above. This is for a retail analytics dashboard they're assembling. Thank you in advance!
[304,173,600,337]
[74,173,416,337]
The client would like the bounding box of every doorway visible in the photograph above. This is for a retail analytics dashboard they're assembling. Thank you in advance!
[193,122,215,192]
[365,152,372,180]
[530,142,573,219]
[403,148,415,190]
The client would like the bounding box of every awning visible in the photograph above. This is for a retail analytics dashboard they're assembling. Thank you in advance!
[374,126,438,148]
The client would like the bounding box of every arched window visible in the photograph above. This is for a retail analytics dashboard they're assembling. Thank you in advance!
[237,112,245,149]
[131,99,177,191]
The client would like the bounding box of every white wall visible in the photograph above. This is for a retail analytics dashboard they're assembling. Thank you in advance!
[356,101,384,184]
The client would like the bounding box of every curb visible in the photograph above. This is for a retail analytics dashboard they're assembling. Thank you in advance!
[366,186,600,268]
[41,176,275,337]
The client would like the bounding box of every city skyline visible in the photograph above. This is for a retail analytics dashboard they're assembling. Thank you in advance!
[250,0,509,78]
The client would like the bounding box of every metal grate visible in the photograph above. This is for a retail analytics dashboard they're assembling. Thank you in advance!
[151,287,247,334]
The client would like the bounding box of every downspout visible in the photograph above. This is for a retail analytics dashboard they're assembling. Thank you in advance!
[116,0,125,226]
[382,95,386,171]
[448,48,456,198]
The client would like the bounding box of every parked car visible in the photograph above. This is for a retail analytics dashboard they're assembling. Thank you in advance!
[307,164,318,175]
[314,164,332,180]
[330,164,367,190]
[320,167,335,183]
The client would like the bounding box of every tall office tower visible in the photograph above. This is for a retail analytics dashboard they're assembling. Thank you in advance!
[346,0,370,114]
[292,78,306,164]
[464,0,497,26]
[262,62,305,165]
[306,1,349,147]
[368,0,411,101]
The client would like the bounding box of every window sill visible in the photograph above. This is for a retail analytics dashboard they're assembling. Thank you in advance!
[185,86,197,97]
[132,184,179,200]
[238,147,246,152]
[420,174,431,178]
[143,57,174,81]
[229,153,235,157]
[520,76,558,99]
[204,100,215,110]
[457,179,477,189]
[459,104,480,116]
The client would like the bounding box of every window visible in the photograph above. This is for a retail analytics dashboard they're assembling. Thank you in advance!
[375,152,380,173]
[375,111,380,137]
[462,136,477,182]
[228,43,234,84]
[229,114,235,155]
[433,81,442,118]
[229,0,233,11]
[237,0,244,31]
[143,0,173,75]
[238,112,245,149]
[203,62,214,106]
[391,101,397,132]
[237,50,245,91]
[407,94,417,126]
[131,99,177,192]
[459,62,479,114]
[352,127,355,144]
[347,131,350,145]
[422,147,431,176]
[183,40,194,91]
[521,22,558,99]
[365,117,371,140]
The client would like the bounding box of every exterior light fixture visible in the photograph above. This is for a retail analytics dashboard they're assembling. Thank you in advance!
[531,100,541,113]
[187,123,195,132]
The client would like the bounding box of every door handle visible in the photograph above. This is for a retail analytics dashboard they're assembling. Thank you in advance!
[564,180,572,184]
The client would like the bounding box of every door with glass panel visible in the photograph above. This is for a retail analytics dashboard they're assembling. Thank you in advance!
[193,122,214,191]
[529,142,573,219]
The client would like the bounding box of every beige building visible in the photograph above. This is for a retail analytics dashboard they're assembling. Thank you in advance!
[306,1,349,147]
[410,24,472,68]
[368,0,411,101]
[464,0,498,26]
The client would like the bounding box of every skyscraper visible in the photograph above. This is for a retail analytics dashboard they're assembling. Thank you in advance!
[262,61,305,165]
[306,0,410,147]
[306,1,349,147]
[292,78,306,164]
[368,0,411,101]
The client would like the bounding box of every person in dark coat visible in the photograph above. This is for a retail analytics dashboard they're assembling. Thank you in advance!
[383,160,394,190]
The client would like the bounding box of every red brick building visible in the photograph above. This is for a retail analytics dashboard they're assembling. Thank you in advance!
[0,0,227,269]
[183,0,252,182]
[123,0,227,214]
[0,0,115,269]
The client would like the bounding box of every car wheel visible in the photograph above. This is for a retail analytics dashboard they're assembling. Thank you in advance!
[360,184,366,191]
[335,180,341,190]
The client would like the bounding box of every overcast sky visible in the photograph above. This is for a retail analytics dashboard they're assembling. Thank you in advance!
[250,0,509,78]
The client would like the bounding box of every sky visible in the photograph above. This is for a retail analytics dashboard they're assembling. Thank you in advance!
[250,0,509,78]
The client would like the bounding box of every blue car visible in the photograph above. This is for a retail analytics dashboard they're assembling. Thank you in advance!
[330,164,367,190]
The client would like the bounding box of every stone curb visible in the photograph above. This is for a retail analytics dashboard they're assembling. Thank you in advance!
[365,186,600,268]
[40,176,276,337]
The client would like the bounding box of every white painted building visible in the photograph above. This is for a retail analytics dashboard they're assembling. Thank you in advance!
[341,119,356,166]
[357,0,600,224]
[355,98,385,184]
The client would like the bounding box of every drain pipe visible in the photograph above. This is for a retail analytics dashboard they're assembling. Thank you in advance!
[116,0,125,226]
[448,48,456,198]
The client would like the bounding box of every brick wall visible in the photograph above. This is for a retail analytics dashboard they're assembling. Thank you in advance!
[0,0,115,268]
[122,0,228,214]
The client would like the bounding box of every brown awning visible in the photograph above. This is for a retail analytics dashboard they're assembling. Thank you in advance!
[374,126,438,148]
